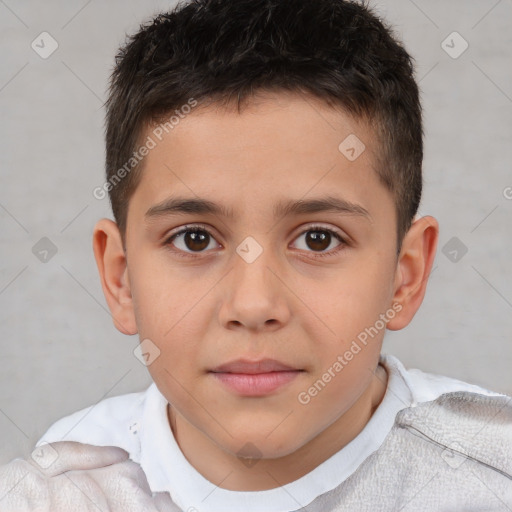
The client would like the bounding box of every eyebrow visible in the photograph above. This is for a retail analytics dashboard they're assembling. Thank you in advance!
[145,195,371,221]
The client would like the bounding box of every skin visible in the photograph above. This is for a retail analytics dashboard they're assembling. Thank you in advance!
[92,91,438,491]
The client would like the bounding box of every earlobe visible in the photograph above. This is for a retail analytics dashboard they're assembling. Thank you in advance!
[92,218,138,336]
[387,216,439,330]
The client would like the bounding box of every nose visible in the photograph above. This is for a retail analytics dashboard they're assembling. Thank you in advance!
[218,243,291,332]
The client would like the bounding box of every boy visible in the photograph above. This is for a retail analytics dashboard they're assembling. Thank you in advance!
[1,0,511,510]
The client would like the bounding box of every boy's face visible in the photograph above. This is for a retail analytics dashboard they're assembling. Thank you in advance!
[100,92,428,465]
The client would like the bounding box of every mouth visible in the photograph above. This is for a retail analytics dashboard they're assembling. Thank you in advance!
[209,359,304,396]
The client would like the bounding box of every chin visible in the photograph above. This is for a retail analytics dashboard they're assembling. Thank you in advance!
[220,430,304,461]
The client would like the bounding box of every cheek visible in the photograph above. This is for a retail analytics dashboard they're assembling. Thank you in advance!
[328,265,392,321]
[145,333,202,417]
[294,350,378,442]
[129,260,199,338]
[311,257,394,361]
[136,243,225,297]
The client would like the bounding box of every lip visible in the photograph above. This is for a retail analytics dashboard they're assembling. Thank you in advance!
[211,358,299,374]
[210,359,303,396]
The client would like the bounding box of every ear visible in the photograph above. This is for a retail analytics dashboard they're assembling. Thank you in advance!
[387,215,439,330]
[92,218,138,335]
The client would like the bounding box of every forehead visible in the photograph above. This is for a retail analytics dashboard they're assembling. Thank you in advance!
[129,91,391,226]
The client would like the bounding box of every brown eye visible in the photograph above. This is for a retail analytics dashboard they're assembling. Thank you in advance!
[292,226,346,257]
[305,231,331,251]
[165,227,218,254]
[183,230,210,251]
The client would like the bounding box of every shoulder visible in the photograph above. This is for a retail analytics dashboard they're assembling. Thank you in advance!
[380,354,512,475]
[35,384,157,461]
[345,389,512,509]
[395,390,512,478]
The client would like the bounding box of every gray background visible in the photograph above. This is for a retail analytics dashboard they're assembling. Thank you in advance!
[0,0,511,465]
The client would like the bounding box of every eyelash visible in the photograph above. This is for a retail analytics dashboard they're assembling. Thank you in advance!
[163,223,348,259]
